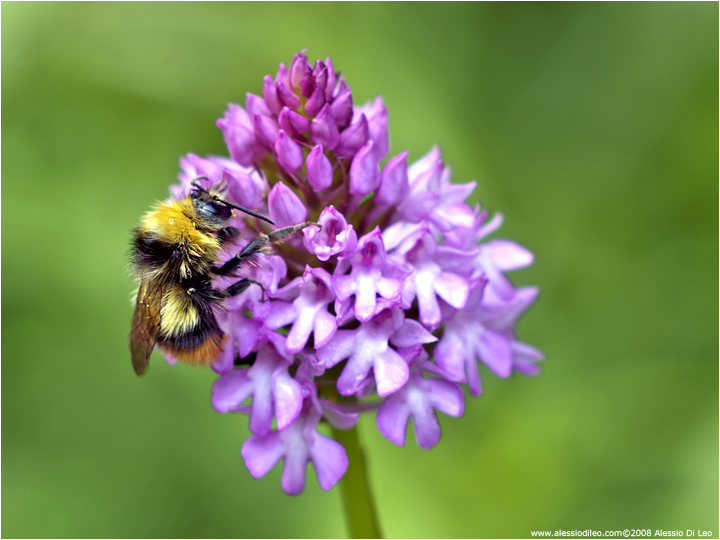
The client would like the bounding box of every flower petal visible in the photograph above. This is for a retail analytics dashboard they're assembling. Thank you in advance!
[364,96,389,161]
[412,405,441,450]
[335,113,368,158]
[304,83,326,118]
[281,446,309,496]
[376,394,409,446]
[309,104,339,150]
[242,432,284,478]
[212,369,253,413]
[309,433,349,491]
[434,271,470,310]
[312,310,337,348]
[273,371,303,430]
[306,145,333,191]
[375,151,409,206]
[330,87,353,130]
[349,140,380,196]
[274,130,304,174]
[427,378,464,417]
[320,400,359,430]
[253,114,279,148]
[268,181,308,227]
[374,349,409,397]
[391,318,438,348]
[279,107,310,138]
[262,75,282,116]
[479,329,512,378]
[276,81,301,110]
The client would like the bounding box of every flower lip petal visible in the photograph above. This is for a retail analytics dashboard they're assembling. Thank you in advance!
[273,371,303,430]
[212,369,253,413]
[428,378,465,418]
[309,433,349,491]
[242,431,285,478]
[376,394,409,446]
[374,349,410,397]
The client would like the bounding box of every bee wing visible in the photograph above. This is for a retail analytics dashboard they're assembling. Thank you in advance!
[129,280,163,376]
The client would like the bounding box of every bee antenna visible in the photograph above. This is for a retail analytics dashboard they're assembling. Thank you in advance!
[220,199,275,225]
[190,181,208,193]
[218,173,229,193]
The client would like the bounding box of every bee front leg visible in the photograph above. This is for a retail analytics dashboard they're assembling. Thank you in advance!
[212,223,310,277]
[217,226,240,246]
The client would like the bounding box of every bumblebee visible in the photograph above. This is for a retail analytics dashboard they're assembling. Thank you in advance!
[129,179,305,376]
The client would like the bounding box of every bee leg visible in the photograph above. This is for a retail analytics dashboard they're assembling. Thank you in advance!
[224,278,266,302]
[213,222,310,277]
[217,226,240,246]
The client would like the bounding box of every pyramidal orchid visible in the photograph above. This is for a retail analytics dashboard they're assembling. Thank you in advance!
[166,51,542,535]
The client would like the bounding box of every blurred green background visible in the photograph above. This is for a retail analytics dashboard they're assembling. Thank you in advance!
[2,3,717,538]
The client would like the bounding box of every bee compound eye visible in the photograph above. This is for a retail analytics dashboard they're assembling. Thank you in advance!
[210,202,232,220]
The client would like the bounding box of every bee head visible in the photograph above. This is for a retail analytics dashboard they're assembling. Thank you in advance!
[190,179,274,229]
[189,185,232,229]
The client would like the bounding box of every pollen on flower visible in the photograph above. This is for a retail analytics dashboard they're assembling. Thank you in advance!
[169,50,542,495]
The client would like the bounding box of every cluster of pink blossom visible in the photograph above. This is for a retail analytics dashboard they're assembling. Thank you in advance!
[167,51,542,494]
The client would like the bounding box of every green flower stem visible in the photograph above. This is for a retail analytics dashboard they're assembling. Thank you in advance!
[331,424,382,539]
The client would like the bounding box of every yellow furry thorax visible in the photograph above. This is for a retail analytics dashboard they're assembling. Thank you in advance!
[140,197,221,275]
